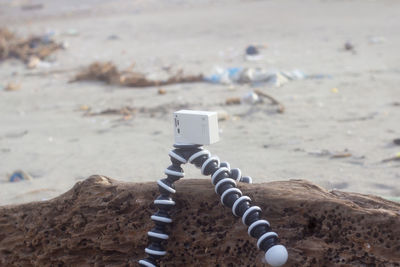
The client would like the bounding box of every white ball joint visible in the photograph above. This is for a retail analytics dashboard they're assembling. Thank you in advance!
[265,245,288,267]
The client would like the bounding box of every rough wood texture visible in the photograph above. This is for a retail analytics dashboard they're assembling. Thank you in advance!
[0,175,399,267]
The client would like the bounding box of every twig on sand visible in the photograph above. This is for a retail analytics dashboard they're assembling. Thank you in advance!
[381,154,400,163]
[85,107,136,117]
[254,89,285,113]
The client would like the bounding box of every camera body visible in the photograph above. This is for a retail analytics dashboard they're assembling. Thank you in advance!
[173,110,219,145]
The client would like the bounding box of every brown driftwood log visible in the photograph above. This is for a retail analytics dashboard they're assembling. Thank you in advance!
[0,175,399,267]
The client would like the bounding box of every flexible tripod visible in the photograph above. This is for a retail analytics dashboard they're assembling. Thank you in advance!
[139,144,288,267]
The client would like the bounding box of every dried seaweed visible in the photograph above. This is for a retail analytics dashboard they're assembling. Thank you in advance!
[72,62,203,88]
[0,28,62,64]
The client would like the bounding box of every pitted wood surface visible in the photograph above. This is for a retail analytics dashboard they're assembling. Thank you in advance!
[0,175,399,266]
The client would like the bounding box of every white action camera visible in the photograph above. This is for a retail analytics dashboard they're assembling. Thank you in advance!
[173,110,219,145]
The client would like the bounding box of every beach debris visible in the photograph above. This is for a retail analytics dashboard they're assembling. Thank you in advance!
[79,105,91,111]
[217,110,229,121]
[254,89,285,113]
[368,36,386,44]
[393,139,400,146]
[245,45,259,55]
[204,67,242,84]
[337,112,378,122]
[20,3,44,11]
[382,152,400,163]
[308,149,352,159]
[241,91,260,105]
[239,69,289,87]
[26,56,53,69]
[265,72,288,87]
[204,67,319,87]
[225,97,241,105]
[27,56,41,68]
[330,151,353,159]
[226,92,260,106]
[225,90,284,113]
[63,29,79,37]
[73,62,328,89]
[245,45,263,61]
[7,170,33,182]
[4,130,28,138]
[331,87,339,93]
[107,34,120,40]
[158,88,166,95]
[307,73,333,79]
[85,107,136,119]
[244,44,268,61]
[0,28,63,65]
[4,82,21,91]
[344,41,354,51]
[80,103,190,120]
[72,62,203,88]
[281,69,307,80]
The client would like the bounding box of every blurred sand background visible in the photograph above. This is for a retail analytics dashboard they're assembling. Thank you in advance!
[0,0,399,205]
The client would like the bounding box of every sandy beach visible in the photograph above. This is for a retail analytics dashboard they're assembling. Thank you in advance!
[1,0,399,205]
